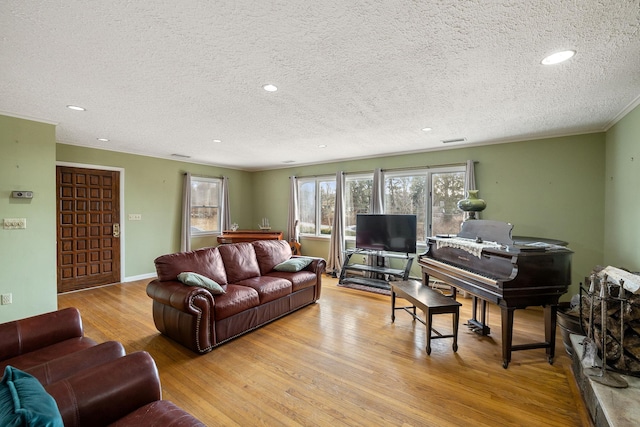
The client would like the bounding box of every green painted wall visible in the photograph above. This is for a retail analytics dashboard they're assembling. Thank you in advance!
[56,144,254,277]
[0,116,58,322]
[604,104,640,270]
[4,106,636,323]
[253,133,606,299]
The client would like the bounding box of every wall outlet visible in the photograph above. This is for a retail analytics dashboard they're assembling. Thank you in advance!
[128,214,142,221]
[3,218,26,229]
[1,294,12,305]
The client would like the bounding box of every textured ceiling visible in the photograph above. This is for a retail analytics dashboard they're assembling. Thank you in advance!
[1,1,639,171]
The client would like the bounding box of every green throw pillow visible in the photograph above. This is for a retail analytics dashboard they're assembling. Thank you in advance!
[273,257,313,272]
[0,365,63,427]
[177,272,226,294]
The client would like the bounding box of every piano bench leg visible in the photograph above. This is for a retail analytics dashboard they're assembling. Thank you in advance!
[453,310,459,352]
[391,291,396,322]
[425,306,460,355]
[426,310,433,355]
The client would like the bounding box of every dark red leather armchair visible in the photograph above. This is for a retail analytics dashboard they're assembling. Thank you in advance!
[0,307,97,372]
[1,309,205,426]
[45,350,205,426]
[24,340,126,385]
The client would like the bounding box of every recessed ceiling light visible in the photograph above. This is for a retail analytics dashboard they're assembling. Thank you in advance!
[97,138,109,142]
[318,144,327,148]
[213,139,222,143]
[541,50,576,65]
[421,127,433,132]
[66,105,86,111]
[262,84,278,92]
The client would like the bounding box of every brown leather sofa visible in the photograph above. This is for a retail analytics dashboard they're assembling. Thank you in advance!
[147,239,326,353]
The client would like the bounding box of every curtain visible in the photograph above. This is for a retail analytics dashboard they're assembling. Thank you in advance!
[221,176,231,231]
[327,171,345,277]
[371,168,384,214]
[464,159,478,220]
[180,172,191,252]
[370,168,387,276]
[287,176,299,243]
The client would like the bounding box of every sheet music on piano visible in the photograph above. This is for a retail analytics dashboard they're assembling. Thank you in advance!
[518,241,568,251]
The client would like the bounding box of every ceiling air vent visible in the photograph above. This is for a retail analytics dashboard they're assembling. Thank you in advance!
[171,153,191,159]
[441,137,467,144]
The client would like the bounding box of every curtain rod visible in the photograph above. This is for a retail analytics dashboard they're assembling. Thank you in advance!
[184,172,225,179]
[289,160,480,178]
[293,161,478,179]
[378,161,477,174]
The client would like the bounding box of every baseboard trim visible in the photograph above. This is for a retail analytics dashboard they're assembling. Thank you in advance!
[123,272,156,282]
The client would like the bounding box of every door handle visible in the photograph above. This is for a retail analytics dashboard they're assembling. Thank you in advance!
[113,223,120,238]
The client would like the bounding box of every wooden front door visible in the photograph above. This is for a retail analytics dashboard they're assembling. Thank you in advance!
[57,166,121,293]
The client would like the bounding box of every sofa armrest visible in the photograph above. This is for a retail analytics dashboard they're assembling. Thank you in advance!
[295,256,326,300]
[0,307,84,362]
[109,400,206,427]
[46,351,161,427]
[146,279,215,312]
[146,279,216,353]
[297,256,326,275]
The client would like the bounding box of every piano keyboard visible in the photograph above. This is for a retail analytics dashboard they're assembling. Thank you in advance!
[419,256,499,288]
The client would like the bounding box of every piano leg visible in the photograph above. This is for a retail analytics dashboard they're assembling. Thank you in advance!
[501,305,558,368]
[501,307,515,369]
[480,299,488,331]
[544,304,558,365]
[468,296,491,335]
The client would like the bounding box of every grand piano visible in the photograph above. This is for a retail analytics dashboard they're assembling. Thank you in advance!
[418,220,572,368]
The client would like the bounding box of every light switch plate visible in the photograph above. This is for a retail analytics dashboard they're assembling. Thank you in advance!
[3,218,26,229]
[128,214,142,221]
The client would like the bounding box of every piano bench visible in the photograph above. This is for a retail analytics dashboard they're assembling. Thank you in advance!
[390,280,462,355]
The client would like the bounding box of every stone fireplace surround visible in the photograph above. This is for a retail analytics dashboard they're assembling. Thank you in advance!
[570,334,639,427]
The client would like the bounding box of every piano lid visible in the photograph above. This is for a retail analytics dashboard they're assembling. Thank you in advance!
[432,220,570,254]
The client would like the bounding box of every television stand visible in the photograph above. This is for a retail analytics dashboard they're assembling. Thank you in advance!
[339,249,414,290]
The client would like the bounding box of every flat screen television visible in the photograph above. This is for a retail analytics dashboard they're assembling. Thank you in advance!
[355,214,417,254]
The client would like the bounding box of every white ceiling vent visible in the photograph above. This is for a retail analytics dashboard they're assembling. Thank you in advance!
[441,138,467,144]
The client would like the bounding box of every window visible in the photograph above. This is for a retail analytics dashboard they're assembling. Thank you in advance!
[429,169,466,236]
[384,167,465,242]
[297,166,466,242]
[190,176,222,235]
[384,172,427,238]
[344,174,373,236]
[298,176,336,236]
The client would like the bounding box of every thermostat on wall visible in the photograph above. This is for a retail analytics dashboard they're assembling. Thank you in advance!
[11,191,33,199]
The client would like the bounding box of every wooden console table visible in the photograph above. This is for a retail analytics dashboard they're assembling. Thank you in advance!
[217,230,283,244]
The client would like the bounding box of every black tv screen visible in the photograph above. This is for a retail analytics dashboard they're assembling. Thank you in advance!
[355,214,417,253]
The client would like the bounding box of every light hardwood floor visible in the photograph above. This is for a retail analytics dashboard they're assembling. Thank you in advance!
[58,276,592,426]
